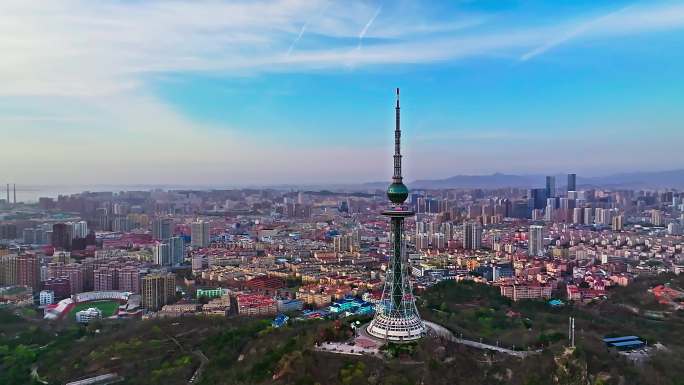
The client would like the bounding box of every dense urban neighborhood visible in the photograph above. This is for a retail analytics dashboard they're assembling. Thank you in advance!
[1,178,683,384]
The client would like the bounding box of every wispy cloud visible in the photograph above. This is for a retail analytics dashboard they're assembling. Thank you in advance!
[0,1,681,99]
[357,4,383,50]
[0,116,92,123]
[286,1,332,57]
[287,22,309,56]
[520,5,634,61]
[2,1,684,184]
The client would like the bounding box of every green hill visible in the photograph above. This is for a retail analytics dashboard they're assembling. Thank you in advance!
[1,274,684,385]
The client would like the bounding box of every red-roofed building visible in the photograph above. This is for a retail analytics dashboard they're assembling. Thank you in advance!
[236,294,277,316]
[566,284,606,302]
[500,283,552,301]
[244,276,288,297]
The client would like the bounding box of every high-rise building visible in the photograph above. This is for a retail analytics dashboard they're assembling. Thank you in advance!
[596,208,613,226]
[44,277,71,299]
[528,188,548,211]
[651,210,663,226]
[142,273,176,311]
[47,263,84,294]
[118,266,140,294]
[440,222,453,240]
[153,242,171,266]
[612,215,624,231]
[23,228,39,244]
[572,208,583,224]
[528,225,544,257]
[112,216,131,233]
[17,254,39,291]
[567,173,577,192]
[51,223,73,250]
[416,233,429,250]
[559,198,575,222]
[351,229,361,249]
[467,204,481,219]
[151,218,173,241]
[463,221,483,250]
[544,197,558,222]
[191,220,210,248]
[367,89,425,342]
[432,233,446,250]
[415,221,426,236]
[0,254,18,286]
[0,223,17,240]
[72,221,89,239]
[584,207,594,225]
[511,201,531,219]
[546,176,556,198]
[333,234,351,253]
[94,267,118,291]
[96,207,111,231]
[168,236,185,265]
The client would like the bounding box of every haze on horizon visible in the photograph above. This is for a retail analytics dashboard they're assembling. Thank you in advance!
[1,0,683,186]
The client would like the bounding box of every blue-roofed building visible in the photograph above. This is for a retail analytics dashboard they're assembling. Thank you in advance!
[603,336,645,351]
[302,309,328,319]
[356,302,375,315]
[603,336,640,343]
[328,297,375,315]
[548,299,565,307]
[610,340,645,350]
[272,314,289,328]
[329,297,360,313]
[277,298,303,313]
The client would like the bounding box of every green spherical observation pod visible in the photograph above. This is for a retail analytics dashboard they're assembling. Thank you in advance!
[387,182,409,204]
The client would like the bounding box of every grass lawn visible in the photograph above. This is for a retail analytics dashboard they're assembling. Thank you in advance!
[67,300,120,320]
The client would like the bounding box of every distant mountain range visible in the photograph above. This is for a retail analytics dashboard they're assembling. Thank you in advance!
[363,170,684,190]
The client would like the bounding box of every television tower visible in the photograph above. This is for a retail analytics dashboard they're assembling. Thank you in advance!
[367,89,426,342]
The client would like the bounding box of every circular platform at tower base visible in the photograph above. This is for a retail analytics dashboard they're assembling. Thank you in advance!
[366,314,426,343]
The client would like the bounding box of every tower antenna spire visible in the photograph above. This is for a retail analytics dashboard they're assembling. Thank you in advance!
[393,87,402,184]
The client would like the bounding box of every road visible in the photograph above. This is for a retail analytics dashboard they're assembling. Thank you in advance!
[188,350,209,384]
[424,321,540,358]
[164,328,210,384]
[314,341,379,356]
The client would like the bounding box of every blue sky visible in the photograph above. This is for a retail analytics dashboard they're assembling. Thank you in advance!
[1,0,683,185]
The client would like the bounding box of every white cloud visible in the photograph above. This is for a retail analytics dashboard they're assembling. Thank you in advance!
[1,1,684,184]
[520,6,632,62]
[521,3,684,61]
[2,1,682,98]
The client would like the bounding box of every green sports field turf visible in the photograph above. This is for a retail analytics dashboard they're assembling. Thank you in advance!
[67,300,120,320]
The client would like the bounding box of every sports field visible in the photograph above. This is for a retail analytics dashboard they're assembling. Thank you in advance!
[67,300,120,320]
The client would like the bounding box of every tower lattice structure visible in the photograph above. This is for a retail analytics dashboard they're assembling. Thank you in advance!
[367,89,426,342]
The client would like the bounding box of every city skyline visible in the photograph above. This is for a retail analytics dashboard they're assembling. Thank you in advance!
[2,0,684,185]
[2,2,684,384]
